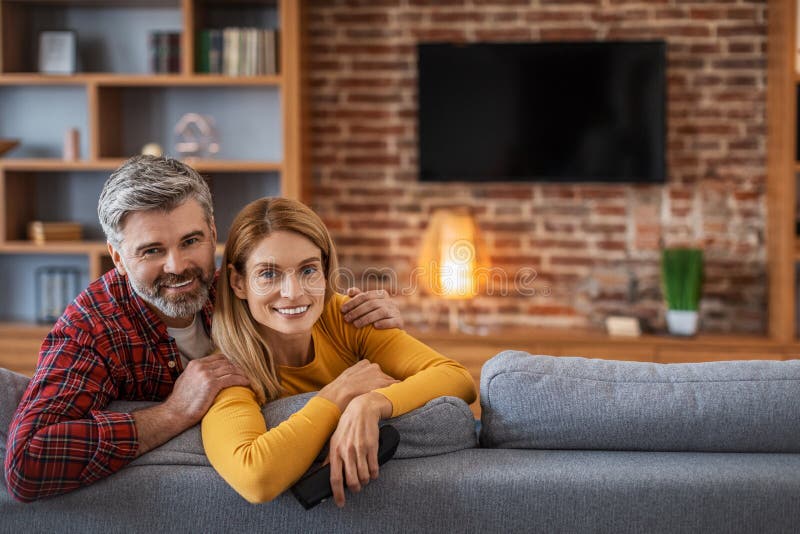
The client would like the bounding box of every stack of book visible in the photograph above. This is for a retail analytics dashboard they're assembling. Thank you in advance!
[27,221,83,244]
[149,31,181,74]
[196,28,278,76]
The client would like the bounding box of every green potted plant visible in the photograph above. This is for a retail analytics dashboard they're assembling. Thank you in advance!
[661,248,703,336]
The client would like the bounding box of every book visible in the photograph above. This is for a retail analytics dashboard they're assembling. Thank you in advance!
[27,221,83,244]
[197,30,210,73]
[198,27,278,77]
[209,29,223,74]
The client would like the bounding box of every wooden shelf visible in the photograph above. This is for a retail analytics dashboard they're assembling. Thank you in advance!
[0,240,228,256]
[0,158,282,173]
[0,240,107,255]
[0,159,122,171]
[0,74,281,87]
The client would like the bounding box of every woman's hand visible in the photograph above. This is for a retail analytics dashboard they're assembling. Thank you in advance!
[317,360,398,412]
[327,392,393,508]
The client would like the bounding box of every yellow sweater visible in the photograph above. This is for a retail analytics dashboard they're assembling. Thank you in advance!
[201,293,476,503]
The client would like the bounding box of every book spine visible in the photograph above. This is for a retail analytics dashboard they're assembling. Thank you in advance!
[149,32,160,73]
[248,28,257,76]
[256,30,264,75]
[159,32,169,74]
[169,32,180,74]
[197,30,210,74]
[210,30,222,74]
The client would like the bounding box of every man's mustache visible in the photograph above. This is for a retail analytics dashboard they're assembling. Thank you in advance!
[155,268,207,291]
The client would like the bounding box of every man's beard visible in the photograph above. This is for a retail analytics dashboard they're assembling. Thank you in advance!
[127,266,212,320]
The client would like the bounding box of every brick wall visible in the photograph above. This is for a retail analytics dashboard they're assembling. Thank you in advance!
[307,0,768,334]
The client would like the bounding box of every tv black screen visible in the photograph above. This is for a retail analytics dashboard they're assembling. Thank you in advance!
[418,41,666,183]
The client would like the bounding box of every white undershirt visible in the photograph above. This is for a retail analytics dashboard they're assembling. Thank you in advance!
[167,313,214,368]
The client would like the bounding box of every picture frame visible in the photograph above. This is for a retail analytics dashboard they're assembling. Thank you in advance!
[38,30,77,74]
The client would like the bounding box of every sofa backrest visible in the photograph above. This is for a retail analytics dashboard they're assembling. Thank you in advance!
[480,350,800,452]
[0,368,476,468]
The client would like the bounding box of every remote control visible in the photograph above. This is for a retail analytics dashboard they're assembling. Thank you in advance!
[291,424,400,510]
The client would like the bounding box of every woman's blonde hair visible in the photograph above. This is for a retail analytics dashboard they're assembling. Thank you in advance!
[212,197,339,404]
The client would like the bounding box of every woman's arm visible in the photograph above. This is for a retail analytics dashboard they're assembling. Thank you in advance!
[200,362,398,504]
[361,328,477,417]
[201,386,340,504]
[325,324,477,507]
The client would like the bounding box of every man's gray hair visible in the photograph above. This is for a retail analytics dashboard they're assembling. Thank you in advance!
[98,155,214,247]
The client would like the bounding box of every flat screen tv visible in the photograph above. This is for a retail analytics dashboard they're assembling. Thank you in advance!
[418,41,666,183]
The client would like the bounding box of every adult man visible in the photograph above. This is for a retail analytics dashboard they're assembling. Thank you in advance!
[4,156,402,502]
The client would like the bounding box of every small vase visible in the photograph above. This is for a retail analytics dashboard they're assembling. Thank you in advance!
[666,310,698,336]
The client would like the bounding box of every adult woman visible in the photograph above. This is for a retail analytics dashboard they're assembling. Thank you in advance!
[201,197,476,507]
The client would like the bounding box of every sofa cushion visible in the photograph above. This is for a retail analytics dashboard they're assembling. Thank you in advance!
[480,351,800,452]
[263,392,477,459]
[123,393,476,465]
[0,369,30,457]
[0,366,475,466]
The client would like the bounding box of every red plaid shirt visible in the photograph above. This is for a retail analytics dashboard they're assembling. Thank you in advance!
[4,268,215,502]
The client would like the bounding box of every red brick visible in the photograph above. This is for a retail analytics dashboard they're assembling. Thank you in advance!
[550,256,596,267]
[541,0,600,5]
[349,219,410,230]
[350,124,408,135]
[582,223,627,234]
[595,206,627,216]
[491,12,521,23]
[596,241,627,252]
[345,28,403,40]
[333,13,391,25]
[525,11,585,23]
[717,25,765,38]
[344,155,402,166]
[530,239,587,249]
[410,0,465,5]
[430,12,484,23]
[494,238,523,248]
[475,29,533,41]
[411,29,468,41]
[346,93,405,104]
[352,60,412,71]
[728,42,756,54]
[336,77,398,88]
[475,187,534,200]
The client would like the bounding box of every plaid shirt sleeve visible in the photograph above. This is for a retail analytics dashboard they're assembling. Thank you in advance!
[3,321,139,502]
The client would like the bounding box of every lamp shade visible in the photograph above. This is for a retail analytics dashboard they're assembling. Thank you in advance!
[417,209,487,300]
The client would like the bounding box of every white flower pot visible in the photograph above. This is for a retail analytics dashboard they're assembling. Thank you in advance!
[666,310,699,336]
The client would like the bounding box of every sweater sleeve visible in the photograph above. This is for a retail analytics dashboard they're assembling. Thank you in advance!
[360,327,477,417]
[201,386,341,504]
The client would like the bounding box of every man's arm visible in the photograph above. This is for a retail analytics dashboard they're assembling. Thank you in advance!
[341,288,403,330]
[4,327,139,502]
[133,354,250,455]
[4,327,248,501]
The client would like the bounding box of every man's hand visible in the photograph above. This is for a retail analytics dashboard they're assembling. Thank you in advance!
[327,392,393,508]
[133,354,250,456]
[342,287,403,330]
[164,354,251,426]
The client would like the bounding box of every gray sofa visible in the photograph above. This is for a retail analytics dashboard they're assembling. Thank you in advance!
[3,351,800,533]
